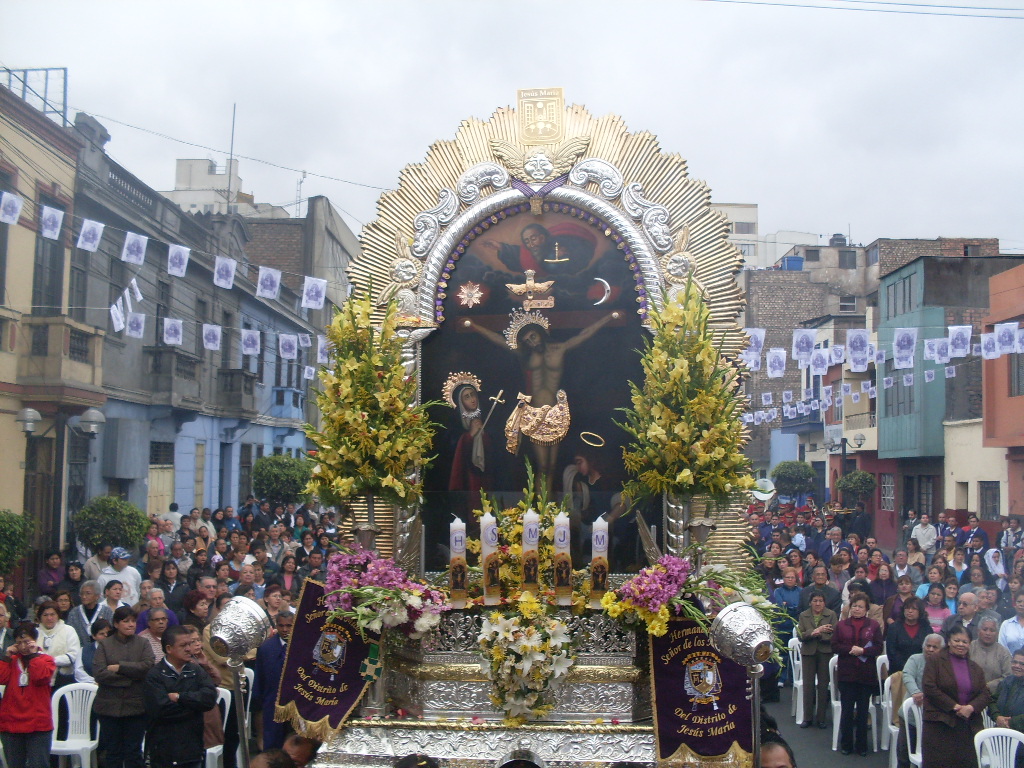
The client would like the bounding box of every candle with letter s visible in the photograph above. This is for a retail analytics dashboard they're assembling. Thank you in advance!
[481,511,500,605]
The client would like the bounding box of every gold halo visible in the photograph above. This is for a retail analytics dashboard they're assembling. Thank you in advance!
[442,371,482,408]
[580,431,606,447]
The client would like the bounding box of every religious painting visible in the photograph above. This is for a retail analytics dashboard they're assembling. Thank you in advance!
[421,207,651,571]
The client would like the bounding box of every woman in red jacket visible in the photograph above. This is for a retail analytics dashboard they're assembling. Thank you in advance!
[831,591,883,756]
[0,622,57,768]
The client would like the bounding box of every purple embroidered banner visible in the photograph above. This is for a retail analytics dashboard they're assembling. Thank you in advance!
[275,580,379,740]
[650,617,753,765]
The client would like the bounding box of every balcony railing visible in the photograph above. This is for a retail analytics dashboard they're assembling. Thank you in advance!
[17,316,104,389]
[845,412,877,430]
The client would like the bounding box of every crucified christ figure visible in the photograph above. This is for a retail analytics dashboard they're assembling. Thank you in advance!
[463,310,619,494]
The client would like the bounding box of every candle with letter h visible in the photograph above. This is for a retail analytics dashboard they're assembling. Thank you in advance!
[553,510,572,605]
[449,517,467,608]
[590,516,609,608]
[521,508,540,593]
[481,511,500,605]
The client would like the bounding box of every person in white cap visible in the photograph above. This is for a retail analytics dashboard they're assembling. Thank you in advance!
[97,548,142,607]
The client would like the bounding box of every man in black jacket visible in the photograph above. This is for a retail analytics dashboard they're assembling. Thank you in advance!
[144,624,218,768]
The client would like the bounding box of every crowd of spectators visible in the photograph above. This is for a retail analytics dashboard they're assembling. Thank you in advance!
[753,497,1024,767]
[0,497,343,768]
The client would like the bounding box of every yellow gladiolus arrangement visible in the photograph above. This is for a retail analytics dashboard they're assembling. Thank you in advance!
[304,292,438,506]
[618,279,755,506]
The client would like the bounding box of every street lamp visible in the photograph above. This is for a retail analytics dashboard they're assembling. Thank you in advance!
[76,407,106,437]
[16,408,41,433]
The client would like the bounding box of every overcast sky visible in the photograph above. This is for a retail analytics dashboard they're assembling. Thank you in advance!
[3,1,1022,252]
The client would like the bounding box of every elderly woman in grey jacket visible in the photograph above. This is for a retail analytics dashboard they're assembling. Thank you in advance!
[796,590,838,729]
[93,606,154,768]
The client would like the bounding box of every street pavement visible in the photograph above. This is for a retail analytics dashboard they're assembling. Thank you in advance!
[764,686,889,768]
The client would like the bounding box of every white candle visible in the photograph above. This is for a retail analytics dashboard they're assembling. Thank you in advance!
[554,510,572,605]
[449,517,467,608]
[481,511,500,605]
[522,508,540,591]
[590,516,610,609]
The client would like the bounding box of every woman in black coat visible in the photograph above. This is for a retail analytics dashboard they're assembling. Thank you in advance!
[155,561,189,614]
[886,596,926,673]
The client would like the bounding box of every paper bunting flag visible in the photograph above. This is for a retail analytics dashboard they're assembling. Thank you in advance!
[924,369,935,383]
[810,349,829,376]
[214,256,237,289]
[130,278,143,303]
[803,387,814,400]
[121,232,148,265]
[279,334,298,360]
[883,377,894,389]
[902,373,914,387]
[241,329,261,356]
[768,408,778,421]
[77,219,104,251]
[935,338,950,365]
[797,402,807,415]
[868,387,877,399]
[1018,329,1024,355]
[973,343,982,356]
[109,303,125,332]
[761,392,773,406]
[996,322,1019,355]
[841,383,852,396]
[822,385,833,399]
[303,365,316,380]
[753,411,764,425]
[302,276,327,309]
[893,328,918,370]
[764,349,785,378]
[948,325,971,358]
[298,333,311,348]
[847,330,869,372]
[167,245,190,277]
[875,350,886,365]
[782,390,793,404]
[981,332,999,360]
[792,329,815,361]
[810,400,819,411]
[743,413,754,424]
[125,312,145,339]
[945,366,956,378]
[0,192,23,225]
[923,339,938,361]
[202,324,222,351]
[123,287,133,314]
[256,267,282,300]
[851,393,861,403]
[163,318,184,346]
[742,328,765,371]
[317,334,329,365]
[860,380,872,392]
[830,345,845,365]
[40,206,64,239]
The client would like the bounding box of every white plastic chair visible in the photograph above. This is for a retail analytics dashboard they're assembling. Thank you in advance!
[243,667,255,739]
[205,687,232,768]
[883,676,901,766]
[900,697,923,768]
[50,682,99,768]
[984,709,996,729]
[975,727,1024,768]
[788,637,805,723]
[829,655,879,752]
[876,654,890,749]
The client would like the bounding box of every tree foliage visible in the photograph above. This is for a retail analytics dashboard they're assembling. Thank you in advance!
[74,496,149,554]
[0,510,33,574]
[252,454,312,504]
[770,461,817,498]
[835,470,877,504]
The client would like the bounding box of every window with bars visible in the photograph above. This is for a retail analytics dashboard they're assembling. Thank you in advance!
[30,325,48,356]
[918,476,934,516]
[1011,352,1024,397]
[979,481,1000,521]
[804,248,820,262]
[839,295,857,313]
[880,473,895,512]
[155,281,170,345]
[149,441,174,465]
[68,329,90,362]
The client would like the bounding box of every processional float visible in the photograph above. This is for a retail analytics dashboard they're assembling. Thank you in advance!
[227,89,782,768]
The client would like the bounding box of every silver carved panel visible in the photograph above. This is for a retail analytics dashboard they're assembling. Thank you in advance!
[412,189,459,259]
[320,725,656,768]
[457,163,509,204]
[568,159,624,199]
[620,182,673,253]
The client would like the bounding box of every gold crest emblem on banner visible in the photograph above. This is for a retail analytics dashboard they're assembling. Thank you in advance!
[518,88,565,144]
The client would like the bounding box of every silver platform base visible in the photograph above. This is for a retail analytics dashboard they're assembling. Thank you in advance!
[317,721,656,768]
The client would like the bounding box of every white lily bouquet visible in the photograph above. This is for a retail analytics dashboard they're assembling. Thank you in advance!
[477,611,574,723]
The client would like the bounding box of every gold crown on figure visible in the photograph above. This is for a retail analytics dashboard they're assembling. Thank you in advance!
[442,371,483,409]
[503,308,550,349]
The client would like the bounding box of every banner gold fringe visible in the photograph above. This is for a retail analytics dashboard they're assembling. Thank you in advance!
[274,676,373,742]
